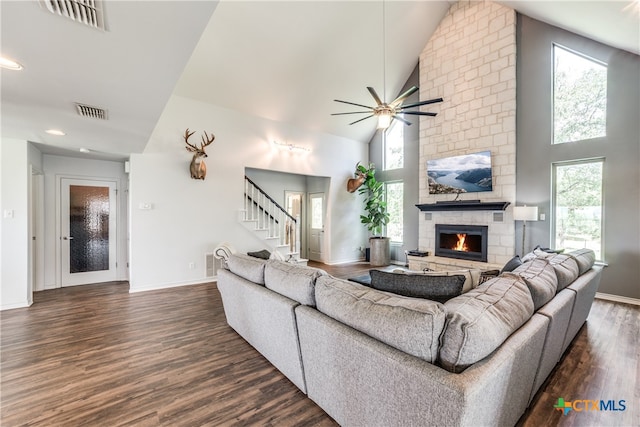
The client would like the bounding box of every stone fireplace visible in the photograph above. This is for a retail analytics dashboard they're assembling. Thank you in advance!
[435,224,488,262]
[417,1,517,267]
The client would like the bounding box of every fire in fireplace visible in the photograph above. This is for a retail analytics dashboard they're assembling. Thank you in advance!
[435,224,488,262]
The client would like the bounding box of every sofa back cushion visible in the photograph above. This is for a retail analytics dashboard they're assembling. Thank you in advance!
[264,260,326,306]
[227,253,267,284]
[545,253,580,291]
[315,276,446,363]
[369,269,465,303]
[508,258,558,310]
[439,276,534,373]
[567,249,596,275]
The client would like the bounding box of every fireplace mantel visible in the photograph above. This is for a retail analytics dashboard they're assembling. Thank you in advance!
[416,201,510,212]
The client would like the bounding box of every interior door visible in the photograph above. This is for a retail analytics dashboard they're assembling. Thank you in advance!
[285,191,305,258]
[61,178,117,286]
[308,192,324,262]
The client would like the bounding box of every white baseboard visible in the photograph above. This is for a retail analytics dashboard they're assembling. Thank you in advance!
[129,278,215,293]
[1,299,32,311]
[324,257,366,265]
[595,292,640,306]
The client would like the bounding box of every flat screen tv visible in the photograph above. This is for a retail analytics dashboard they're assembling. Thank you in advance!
[427,151,493,194]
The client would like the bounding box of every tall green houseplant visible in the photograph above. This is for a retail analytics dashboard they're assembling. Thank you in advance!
[356,163,389,235]
[356,163,391,266]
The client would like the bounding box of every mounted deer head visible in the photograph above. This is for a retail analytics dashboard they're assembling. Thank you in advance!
[184,128,215,180]
[347,161,367,193]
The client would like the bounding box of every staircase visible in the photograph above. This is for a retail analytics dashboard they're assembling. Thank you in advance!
[240,175,301,260]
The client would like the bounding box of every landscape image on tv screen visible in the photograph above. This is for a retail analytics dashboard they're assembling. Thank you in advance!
[427,151,493,194]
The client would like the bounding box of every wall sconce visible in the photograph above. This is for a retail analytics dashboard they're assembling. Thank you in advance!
[513,205,538,256]
[273,140,311,153]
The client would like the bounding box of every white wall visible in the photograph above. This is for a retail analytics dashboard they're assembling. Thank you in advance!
[1,139,31,309]
[41,155,129,288]
[129,95,368,291]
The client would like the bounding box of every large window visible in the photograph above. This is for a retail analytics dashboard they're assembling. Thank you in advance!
[553,45,607,144]
[384,121,403,170]
[553,159,604,260]
[385,181,403,243]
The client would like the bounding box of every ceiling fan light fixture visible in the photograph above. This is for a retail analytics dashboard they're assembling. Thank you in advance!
[377,111,392,129]
[0,56,24,71]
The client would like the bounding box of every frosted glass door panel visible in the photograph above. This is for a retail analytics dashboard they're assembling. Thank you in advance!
[61,179,117,286]
[69,185,110,273]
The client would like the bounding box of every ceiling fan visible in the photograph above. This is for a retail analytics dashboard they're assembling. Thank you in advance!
[332,86,443,129]
[332,0,442,130]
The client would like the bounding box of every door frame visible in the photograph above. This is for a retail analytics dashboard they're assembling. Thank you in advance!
[55,174,121,288]
[284,190,305,259]
[30,166,45,292]
[307,192,325,262]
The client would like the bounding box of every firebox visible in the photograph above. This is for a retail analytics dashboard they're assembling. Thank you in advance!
[435,224,488,262]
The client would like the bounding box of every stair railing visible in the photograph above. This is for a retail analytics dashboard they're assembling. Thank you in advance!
[244,176,297,254]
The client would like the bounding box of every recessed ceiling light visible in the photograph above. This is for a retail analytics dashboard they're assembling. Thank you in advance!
[45,129,66,136]
[0,56,24,71]
[79,148,91,153]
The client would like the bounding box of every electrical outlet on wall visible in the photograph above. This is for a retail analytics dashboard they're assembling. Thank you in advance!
[189,262,195,269]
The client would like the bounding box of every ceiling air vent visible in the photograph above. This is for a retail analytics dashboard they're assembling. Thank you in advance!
[75,103,108,120]
[40,0,106,31]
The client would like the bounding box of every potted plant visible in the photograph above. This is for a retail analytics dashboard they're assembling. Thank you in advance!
[356,163,390,266]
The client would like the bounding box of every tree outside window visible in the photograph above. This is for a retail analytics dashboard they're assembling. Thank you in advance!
[385,181,403,243]
[553,45,607,144]
[384,121,403,170]
[553,159,603,260]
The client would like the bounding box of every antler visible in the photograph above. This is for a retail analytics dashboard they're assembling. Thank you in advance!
[184,128,199,152]
[200,131,215,149]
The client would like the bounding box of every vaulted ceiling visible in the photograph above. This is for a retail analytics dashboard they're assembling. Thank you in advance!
[1,1,638,161]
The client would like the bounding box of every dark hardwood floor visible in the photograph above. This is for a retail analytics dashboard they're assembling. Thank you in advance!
[1,261,637,426]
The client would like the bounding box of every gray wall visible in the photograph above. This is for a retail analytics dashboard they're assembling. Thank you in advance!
[517,15,640,299]
[370,65,421,264]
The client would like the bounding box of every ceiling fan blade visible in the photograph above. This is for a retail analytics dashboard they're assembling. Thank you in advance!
[401,111,437,116]
[349,114,374,125]
[399,97,444,110]
[334,99,375,110]
[331,111,375,116]
[367,87,383,106]
[392,115,412,126]
[389,86,419,108]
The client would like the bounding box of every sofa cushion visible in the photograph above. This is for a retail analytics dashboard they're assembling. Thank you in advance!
[227,253,267,284]
[315,276,446,363]
[264,260,326,306]
[508,258,558,310]
[439,275,534,373]
[567,249,596,275]
[369,270,465,303]
[546,253,580,291]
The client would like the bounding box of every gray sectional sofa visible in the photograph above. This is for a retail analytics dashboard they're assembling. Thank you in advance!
[216,248,602,426]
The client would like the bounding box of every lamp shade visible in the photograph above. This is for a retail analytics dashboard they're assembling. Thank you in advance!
[513,206,538,221]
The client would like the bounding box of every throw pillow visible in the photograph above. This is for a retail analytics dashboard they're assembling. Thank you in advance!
[247,249,271,260]
[369,270,465,303]
[501,255,523,273]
